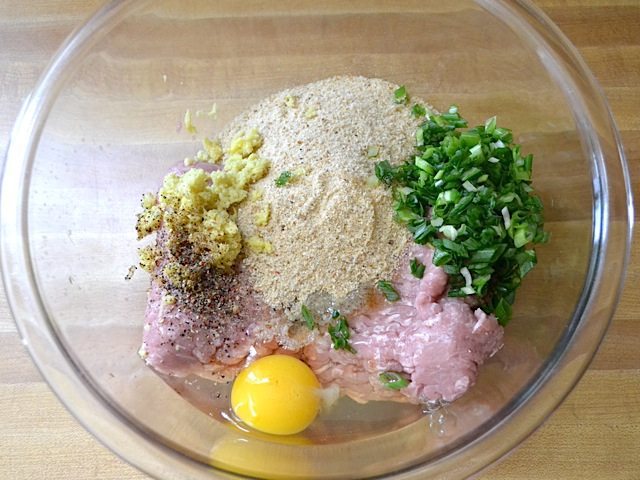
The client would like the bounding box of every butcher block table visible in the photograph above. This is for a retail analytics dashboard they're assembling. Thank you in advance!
[1,1,638,479]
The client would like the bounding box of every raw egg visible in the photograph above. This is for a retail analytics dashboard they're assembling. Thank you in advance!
[231,355,321,435]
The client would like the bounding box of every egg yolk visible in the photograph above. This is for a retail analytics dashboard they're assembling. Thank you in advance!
[231,355,321,435]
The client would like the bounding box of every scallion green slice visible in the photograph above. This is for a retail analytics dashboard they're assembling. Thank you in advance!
[394,85,408,104]
[379,372,410,390]
[275,171,293,187]
[328,311,356,353]
[410,258,426,279]
[376,280,400,302]
[412,103,427,117]
[373,97,547,325]
[301,304,315,330]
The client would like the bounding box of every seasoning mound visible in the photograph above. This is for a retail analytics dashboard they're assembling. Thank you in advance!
[228,76,424,311]
[135,129,269,285]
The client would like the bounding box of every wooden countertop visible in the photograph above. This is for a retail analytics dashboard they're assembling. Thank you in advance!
[1,1,638,479]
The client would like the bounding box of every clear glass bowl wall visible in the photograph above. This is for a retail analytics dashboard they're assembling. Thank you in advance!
[1,1,631,479]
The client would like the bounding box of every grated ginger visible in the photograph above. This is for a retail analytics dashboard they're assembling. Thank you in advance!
[136,129,270,276]
[227,128,263,157]
[135,205,162,240]
[141,192,157,208]
[254,204,271,227]
[284,95,298,108]
[184,109,197,135]
[195,103,217,119]
[138,245,159,272]
[203,137,223,163]
[162,294,176,305]
[249,188,264,201]
[246,236,273,254]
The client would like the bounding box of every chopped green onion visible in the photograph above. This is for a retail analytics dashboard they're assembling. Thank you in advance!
[501,206,511,229]
[494,298,512,326]
[367,145,380,158]
[394,85,408,104]
[460,267,473,291]
[462,167,481,181]
[516,250,537,278]
[439,225,458,241]
[373,97,547,325]
[484,116,497,134]
[377,280,400,302]
[440,189,460,204]
[301,304,315,329]
[328,311,356,353]
[513,228,534,248]
[415,157,433,174]
[462,180,477,192]
[379,372,410,390]
[375,160,396,185]
[432,248,452,266]
[469,144,483,159]
[470,247,502,264]
[275,171,293,187]
[460,131,481,147]
[412,103,427,117]
[410,258,426,279]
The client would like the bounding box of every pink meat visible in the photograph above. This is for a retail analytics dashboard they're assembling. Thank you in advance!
[141,275,276,380]
[141,230,503,403]
[140,228,279,381]
[303,246,504,404]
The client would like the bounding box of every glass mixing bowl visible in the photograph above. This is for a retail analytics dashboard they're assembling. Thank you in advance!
[1,1,632,479]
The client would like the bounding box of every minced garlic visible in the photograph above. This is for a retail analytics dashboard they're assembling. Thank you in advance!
[162,262,190,288]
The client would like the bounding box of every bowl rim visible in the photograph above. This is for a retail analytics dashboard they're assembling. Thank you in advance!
[0,0,633,479]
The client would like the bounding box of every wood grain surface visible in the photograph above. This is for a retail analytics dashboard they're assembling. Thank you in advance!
[1,1,638,479]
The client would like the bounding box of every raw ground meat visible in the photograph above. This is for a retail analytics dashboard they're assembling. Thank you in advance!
[303,246,504,404]
[141,238,503,404]
[140,225,288,382]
